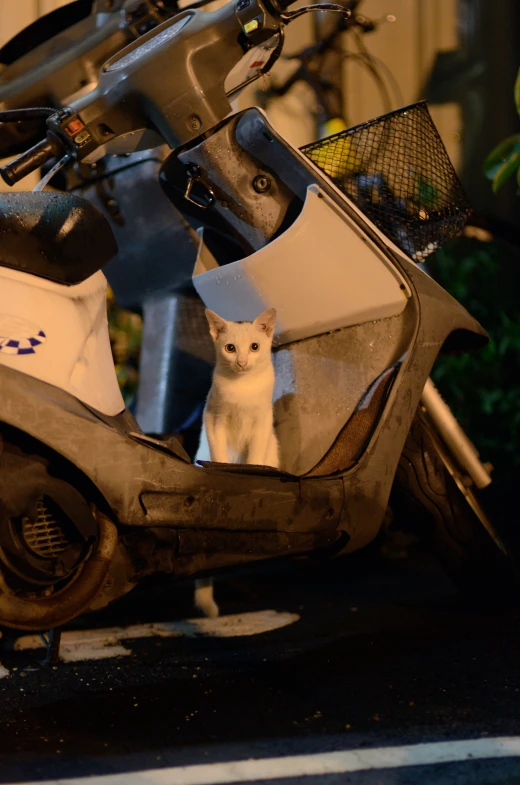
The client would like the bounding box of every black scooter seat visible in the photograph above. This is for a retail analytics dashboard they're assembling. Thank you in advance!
[0,192,118,285]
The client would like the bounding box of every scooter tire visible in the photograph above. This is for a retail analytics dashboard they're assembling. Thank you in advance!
[391,407,519,599]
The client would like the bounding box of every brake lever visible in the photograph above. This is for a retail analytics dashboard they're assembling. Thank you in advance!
[279,3,351,23]
[33,152,72,192]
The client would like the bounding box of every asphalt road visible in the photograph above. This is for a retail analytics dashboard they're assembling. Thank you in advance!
[1,534,520,785]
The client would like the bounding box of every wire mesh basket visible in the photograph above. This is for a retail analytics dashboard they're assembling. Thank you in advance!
[300,101,471,262]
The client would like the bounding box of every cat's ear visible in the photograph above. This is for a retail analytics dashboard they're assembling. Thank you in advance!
[254,307,276,337]
[205,309,227,341]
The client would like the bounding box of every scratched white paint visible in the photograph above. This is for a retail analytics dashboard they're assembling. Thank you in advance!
[14,610,300,662]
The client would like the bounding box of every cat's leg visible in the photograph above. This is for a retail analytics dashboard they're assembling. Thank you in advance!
[205,412,229,463]
[264,432,280,469]
[194,577,219,618]
[195,413,225,618]
[194,425,210,464]
[247,415,274,466]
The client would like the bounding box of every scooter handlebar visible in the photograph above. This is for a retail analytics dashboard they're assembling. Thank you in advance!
[0,136,63,186]
[0,0,346,184]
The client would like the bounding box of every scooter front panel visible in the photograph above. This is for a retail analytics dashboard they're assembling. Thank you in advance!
[193,185,410,345]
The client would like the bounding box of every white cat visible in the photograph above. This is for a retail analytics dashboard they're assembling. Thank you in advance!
[194,307,279,618]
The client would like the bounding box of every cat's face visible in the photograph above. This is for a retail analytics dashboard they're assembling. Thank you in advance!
[205,308,276,375]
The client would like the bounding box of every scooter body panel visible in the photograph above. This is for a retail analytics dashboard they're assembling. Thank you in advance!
[331,253,489,552]
[0,365,343,541]
[0,266,124,416]
[193,185,411,346]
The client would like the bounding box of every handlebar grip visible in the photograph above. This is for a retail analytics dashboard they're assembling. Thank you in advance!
[0,136,63,186]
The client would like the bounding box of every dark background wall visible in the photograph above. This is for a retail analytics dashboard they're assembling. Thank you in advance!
[458,0,520,229]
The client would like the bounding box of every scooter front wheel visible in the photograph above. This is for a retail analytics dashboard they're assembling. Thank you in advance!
[391,407,518,598]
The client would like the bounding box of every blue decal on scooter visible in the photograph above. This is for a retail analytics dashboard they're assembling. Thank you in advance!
[0,316,46,356]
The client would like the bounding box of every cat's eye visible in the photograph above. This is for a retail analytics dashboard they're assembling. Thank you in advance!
[224,343,236,353]
[250,343,259,352]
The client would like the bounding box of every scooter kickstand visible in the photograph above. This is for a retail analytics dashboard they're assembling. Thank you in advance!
[39,627,62,666]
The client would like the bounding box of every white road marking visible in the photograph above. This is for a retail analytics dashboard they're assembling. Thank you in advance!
[13,610,300,662]
[0,662,9,678]
[8,737,520,785]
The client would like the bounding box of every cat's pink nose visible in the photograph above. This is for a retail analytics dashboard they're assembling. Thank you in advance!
[237,359,247,368]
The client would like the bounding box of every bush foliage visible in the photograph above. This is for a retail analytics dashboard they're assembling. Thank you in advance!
[429,232,520,484]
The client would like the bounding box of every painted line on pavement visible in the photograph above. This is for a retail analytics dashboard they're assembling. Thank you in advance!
[13,610,300,662]
[8,736,520,785]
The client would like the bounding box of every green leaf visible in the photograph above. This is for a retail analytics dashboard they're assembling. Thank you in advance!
[484,134,520,192]
[417,176,438,206]
[484,134,520,185]
[493,151,520,192]
[515,66,520,118]
[484,135,520,170]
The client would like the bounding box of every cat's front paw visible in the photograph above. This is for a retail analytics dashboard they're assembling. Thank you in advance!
[194,581,220,618]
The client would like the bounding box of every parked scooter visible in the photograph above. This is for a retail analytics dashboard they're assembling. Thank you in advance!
[0,0,514,633]
[0,0,213,441]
